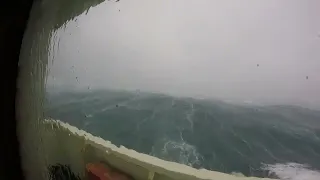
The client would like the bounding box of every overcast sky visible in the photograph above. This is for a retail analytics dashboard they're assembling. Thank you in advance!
[48,0,320,108]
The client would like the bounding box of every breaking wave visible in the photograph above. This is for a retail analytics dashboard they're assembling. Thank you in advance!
[261,163,320,180]
[45,89,320,178]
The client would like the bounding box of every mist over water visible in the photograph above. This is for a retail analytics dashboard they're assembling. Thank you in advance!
[47,0,320,109]
[44,0,320,179]
[45,89,320,179]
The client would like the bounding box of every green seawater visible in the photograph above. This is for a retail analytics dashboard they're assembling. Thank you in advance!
[44,89,320,178]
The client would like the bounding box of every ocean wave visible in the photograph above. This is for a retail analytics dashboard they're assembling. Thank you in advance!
[46,90,320,177]
[150,138,204,168]
[261,162,320,180]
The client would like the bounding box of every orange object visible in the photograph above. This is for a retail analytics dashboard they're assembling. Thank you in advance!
[86,163,131,180]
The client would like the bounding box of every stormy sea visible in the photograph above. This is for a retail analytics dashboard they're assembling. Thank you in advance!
[44,89,320,179]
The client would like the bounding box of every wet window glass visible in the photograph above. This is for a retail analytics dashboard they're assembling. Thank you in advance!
[18,0,320,180]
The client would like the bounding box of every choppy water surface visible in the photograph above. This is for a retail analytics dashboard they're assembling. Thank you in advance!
[45,90,320,179]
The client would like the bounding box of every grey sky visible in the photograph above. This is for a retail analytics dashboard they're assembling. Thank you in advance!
[48,0,320,108]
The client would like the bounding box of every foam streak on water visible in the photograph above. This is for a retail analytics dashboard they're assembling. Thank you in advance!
[261,163,320,180]
[150,138,204,168]
[45,90,320,178]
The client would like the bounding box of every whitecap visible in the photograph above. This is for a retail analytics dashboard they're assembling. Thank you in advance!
[261,162,320,180]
